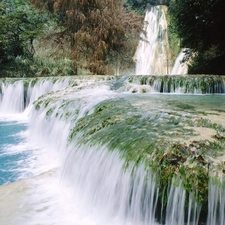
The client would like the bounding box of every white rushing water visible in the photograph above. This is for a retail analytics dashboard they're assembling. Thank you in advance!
[135,6,190,76]
[135,6,170,75]
[207,178,225,225]
[0,81,24,113]
[170,50,188,75]
[0,77,225,225]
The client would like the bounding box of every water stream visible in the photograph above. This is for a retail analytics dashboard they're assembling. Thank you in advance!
[170,50,188,75]
[135,5,188,76]
[135,6,170,75]
[0,76,225,225]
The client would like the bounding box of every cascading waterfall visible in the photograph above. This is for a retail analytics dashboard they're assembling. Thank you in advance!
[112,74,225,94]
[61,143,159,225]
[25,78,69,109]
[23,82,195,225]
[170,50,188,75]
[0,77,70,114]
[207,178,225,225]
[135,5,189,76]
[25,81,161,225]
[0,81,24,113]
[135,6,170,75]
[165,179,186,225]
[0,76,225,225]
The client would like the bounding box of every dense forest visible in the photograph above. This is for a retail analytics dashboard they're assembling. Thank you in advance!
[0,0,224,76]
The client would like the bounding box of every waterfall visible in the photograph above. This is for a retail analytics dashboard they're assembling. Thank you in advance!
[135,6,170,75]
[25,83,190,225]
[207,178,225,225]
[26,81,160,225]
[0,78,69,114]
[111,75,225,94]
[26,78,69,109]
[0,81,24,113]
[62,143,159,225]
[165,179,186,225]
[134,6,190,76]
[170,50,188,75]
[0,76,225,225]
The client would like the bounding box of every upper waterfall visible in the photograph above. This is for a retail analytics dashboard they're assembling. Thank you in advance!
[135,6,170,75]
[134,6,190,76]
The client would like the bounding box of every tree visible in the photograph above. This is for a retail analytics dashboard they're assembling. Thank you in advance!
[169,0,225,74]
[30,0,143,74]
[0,2,46,65]
[123,0,170,14]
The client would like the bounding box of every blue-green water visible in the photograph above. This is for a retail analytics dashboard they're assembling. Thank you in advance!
[0,120,31,185]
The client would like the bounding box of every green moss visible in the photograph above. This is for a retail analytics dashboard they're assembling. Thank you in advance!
[30,78,38,87]
[142,88,147,93]
[65,96,225,210]
[43,98,53,108]
[34,100,42,110]
[46,107,55,117]
[187,117,225,132]
[23,80,30,89]
[140,76,147,85]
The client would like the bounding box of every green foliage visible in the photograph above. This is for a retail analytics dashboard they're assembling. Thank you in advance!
[0,55,75,77]
[124,0,148,14]
[0,0,76,77]
[169,0,225,74]
[3,0,29,10]
[0,1,46,65]
[124,0,171,14]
